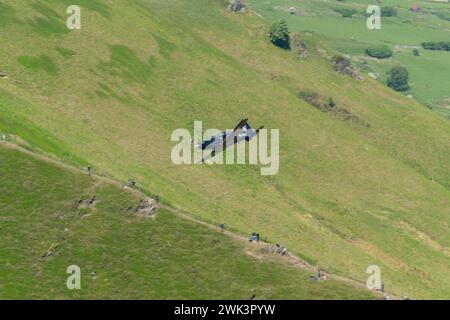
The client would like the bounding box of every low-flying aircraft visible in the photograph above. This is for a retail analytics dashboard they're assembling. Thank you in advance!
[194,119,264,162]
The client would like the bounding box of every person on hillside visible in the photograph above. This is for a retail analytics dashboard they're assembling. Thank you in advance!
[319,270,326,280]
[1,133,6,143]
[316,267,324,279]
[310,268,321,281]
[219,223,225,232]
[87,166,93,176]
[276,244,287,255]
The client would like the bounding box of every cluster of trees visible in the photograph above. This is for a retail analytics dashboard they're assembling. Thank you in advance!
[387,66,409,92]
[365,45,393,59]
[269,19,290,49]
[268,20,306,56]
[268,18,410,94]
[421,42,450,51]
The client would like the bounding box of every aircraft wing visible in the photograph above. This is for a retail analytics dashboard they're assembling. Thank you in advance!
[233,118,249,132]
[221,119,247,148]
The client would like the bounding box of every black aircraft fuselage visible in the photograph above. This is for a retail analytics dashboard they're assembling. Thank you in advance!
[195,119,264,158]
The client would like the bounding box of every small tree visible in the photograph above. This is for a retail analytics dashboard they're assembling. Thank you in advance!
[413,48,420,56]
[269,19,290,49]
[328,97,336,109]
[387,66,410,91]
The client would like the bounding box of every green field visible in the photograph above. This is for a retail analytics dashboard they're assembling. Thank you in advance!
[0,145,376,299]
[0,0,449,299]
[249,0,450,114]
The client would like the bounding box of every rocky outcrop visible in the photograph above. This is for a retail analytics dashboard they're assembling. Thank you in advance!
[227,0,247,12]
[134,197,158,217]
[288,7,297,14]
[331,55,362,80]
[78,196,97,209]
[297,90,371,127]
[290,33,308,58]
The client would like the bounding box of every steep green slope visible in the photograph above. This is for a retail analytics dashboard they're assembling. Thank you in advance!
[0,0,449,299]
[0,145,375,299]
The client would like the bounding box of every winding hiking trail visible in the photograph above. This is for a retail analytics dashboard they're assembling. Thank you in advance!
[163,203,385,297]
[1,141,389,299]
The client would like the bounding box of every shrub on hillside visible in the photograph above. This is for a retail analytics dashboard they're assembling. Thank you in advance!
[365,45,393,59]
[435,12,450,22]
[333,7,357,18]
[269,19,290,49]
[421,41,450,51]
[381,6,398,17]
[328,97,336,109]
[387,66,410,92]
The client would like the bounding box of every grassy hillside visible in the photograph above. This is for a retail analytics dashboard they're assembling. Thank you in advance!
[249,0,450,115]
[0,144,375,299]
[0,0,449,299]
